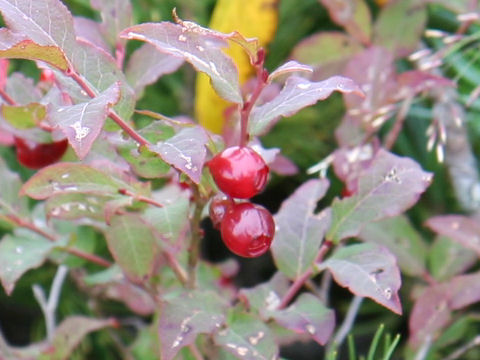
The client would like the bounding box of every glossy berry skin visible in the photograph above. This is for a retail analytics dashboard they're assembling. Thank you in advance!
[209,195,234,229]
[208,146,269,199]
[220,202,275,258]
[39,69,55,83]
[15,137,68,169]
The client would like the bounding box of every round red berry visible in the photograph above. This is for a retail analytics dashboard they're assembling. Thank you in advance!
[209,195,234,229]
[40,69,55,83]
[15,137,68,169]
[220,202,275,258]
[207,146,269,199]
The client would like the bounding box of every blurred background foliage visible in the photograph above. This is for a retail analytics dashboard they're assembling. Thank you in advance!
[2,0,480,359]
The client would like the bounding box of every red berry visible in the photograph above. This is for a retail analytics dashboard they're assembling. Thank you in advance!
[40,69,55,83]
[220,202,275,258]
[209,195,234,229]
[208,146,269,199]
[15,137,68,169]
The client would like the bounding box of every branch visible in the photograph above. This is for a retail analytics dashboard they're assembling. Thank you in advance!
[326,295,364,354]
[278,240,332,309]
[445,336,480,360]
[33,265,69,341]
[186,186,206,288]
[118,188,164,208]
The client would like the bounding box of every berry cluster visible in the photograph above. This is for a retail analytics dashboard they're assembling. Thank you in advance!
[207,146,275,258]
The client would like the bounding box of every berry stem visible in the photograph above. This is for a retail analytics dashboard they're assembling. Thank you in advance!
[7,214,112,268]
[239,49,268,147]
[277,240,332,309]
[65,67,150,147]
[186,186,206,289]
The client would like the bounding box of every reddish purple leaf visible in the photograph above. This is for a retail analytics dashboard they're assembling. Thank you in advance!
[291,31,363,80]
[49,83,120,159]
[268,61,313,82]
[409,284,451,347]
[272,179,332,279]
[343,46,397,112]
[426,215,480,256]
[149,126,208,184]
[74,17,110,52]
[320,0,372,45]
[159,290,227,360]
[327,149,433,242]
[409,271,480,347]
[121,22,242,104]
[126,43,184,96]
[249,75,363,136]
[272,293,335,345]
[332,144,375,193]
[397,71,454,96]
[318,243,402,314]
[91,0,132,46]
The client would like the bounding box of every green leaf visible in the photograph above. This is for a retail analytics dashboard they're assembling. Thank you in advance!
[20,163,132,200]
[45,193,114,221]
[214,312,278,360]
[105,214,159,282]
[2,102,46,130]
[0,157,28,217]
[373,0,427,58]
[0,233,56,295]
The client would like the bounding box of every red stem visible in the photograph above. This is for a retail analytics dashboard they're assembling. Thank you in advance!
[0,87,16,106]
[118,188,163,208]
[66,68,149,147]
[239,50,268,147]
[278,240,333,309]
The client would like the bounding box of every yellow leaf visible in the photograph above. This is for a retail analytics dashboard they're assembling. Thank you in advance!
[195,0,279,134]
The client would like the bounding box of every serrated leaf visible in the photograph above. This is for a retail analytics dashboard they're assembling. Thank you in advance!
[249,75,363,136]
[0,0,77,61]
[320,0,372,44]
[239,272,290,317]
[20,163,130,199]
[0,233,55,295]
[291,31,363,80]
[271,179,332,279]
[49,83,120,159]
[126,43,184,96]
[327,149,432,242]
[121,22,242,104]
[271,293,335,345]
[105,214,159,283]
[143,197,190,252]
[373,0,427,58]
[40,316,114,360]
[429,236,477,282]
[318,243,402,314]
[2,102,46,130]
[426,215,480,256]
[159,290,227,360]
[358,215,427,277]
[149,126,208,184]
[0,29,68,70]
[214,312,278,360]
[195,0,278,133]
[91,0,132,46]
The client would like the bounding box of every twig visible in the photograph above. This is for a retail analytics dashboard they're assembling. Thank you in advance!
[118,188,164,208]
[414,335,432,360]
[165,251,188,286]
[65,68,149,147]
[33,265,69,341]
[0,87,16,106]
[8,214,112,267]
[278,240,332,309]
[384,95,413,150]
[445,335,480,360]
[189,344,205,360]
[326,295,364,355]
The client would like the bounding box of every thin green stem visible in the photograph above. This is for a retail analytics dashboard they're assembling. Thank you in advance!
[187,186,206,288]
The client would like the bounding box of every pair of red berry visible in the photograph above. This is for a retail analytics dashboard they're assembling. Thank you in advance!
[208,146,275,258]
